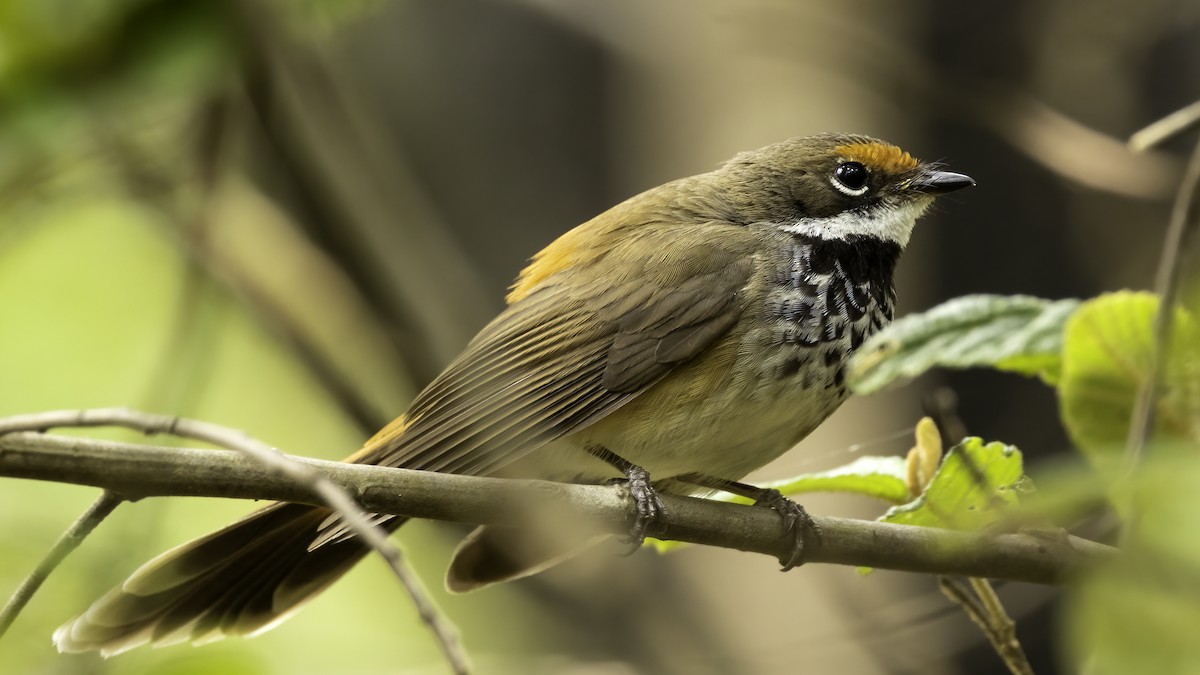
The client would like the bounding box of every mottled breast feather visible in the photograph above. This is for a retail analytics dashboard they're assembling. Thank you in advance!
[759,233,902,394]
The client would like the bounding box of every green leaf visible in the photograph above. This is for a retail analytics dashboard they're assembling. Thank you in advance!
[1069,559,1200,675]
[725,456,911,505]
[848,294,1080,394]
[1058,291,1200,472]
[646,456,910,554]
[1065,446,1200,674]
[879,438,1027,530]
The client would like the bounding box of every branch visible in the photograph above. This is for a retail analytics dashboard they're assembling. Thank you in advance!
[939,576,1035,675]
[1129,100,1200,152]
[0,431,1116,585]
[0,492,123,639]
[1123,112,1200,469]
[0,410,469,675]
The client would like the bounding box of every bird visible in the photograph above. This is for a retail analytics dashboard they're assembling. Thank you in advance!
[53,133,973,656]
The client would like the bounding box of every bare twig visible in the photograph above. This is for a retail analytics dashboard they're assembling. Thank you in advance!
[1123,131,1200,470]
[937,576,988,628]
[938,577,1035,675]
[961,84,1179,200]
[0,409,470,675]
[0,427,1117,585]
[1130,100,1200,153]
[968,577,1034,675]
[0,492,124,640]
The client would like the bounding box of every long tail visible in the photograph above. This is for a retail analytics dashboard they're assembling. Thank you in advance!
[54,503,404,656]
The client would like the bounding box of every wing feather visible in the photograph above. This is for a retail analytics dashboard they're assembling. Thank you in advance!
[357,249,753,477]
[313,228,756,545]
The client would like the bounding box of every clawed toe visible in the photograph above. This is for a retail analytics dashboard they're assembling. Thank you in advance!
[754,489,820,571]
[614,465,666,554]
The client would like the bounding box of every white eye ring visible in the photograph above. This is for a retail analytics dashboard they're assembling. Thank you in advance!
[831,161,870,197]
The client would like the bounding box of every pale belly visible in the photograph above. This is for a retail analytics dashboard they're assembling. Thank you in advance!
[497,232,895,489]
[497,329,851,487]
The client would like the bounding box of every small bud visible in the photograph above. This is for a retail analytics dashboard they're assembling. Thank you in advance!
[905,417,944,498]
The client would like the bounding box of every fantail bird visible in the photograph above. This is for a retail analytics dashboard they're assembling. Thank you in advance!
[53,133,973,655]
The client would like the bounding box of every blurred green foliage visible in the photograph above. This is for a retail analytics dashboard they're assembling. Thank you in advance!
[1065,446,1200,675]
[851,286,1200,673]
[1058,292,1200,475]
[0,0,1197,673]
[877,438,1027,530]
[0,1,549,673]
[0,0,236,196]
[848,294,1080,394]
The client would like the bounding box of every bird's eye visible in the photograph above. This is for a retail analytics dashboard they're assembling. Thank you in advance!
[831,161,870,196]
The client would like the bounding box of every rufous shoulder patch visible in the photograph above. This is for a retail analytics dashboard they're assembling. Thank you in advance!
[506,223,594,304]
[347,414,410,461]
[835,141,920,174]
[506,239,577,304]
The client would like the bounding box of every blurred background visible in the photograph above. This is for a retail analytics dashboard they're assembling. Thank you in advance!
[1,0,1198,673]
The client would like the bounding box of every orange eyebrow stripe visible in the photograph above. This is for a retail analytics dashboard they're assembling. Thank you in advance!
[835,142,920,174]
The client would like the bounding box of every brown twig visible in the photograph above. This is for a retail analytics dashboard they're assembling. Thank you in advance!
[1129,100,1200,153]
[960,84,1179,200]
[0,425,1117,586]
[1123,122,1200,471]
[0,409,471,675]
[938,576,1035,675]
[0,492,124,641]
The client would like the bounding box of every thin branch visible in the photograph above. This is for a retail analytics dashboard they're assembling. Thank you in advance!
[968,577,1034,675]
[938,577,1034,675]
[0,492,123,640]
[0,429,1117,585]
[0,410,470,675]
[937,576,988,630]
[968,577,1033,675]
[1130,100,1200,152]
[960,84,1179,200]
[1123,132,1200,470]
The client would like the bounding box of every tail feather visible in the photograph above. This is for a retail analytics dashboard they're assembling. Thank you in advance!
[54,503,402,656]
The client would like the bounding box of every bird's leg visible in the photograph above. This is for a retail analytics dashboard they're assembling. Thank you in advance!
[586,446,665,554]
[674,472,819,571]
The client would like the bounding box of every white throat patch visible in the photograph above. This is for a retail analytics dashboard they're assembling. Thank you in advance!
[779,198,932,247]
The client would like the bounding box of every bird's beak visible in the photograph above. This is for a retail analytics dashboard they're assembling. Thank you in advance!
[911,169,976,195]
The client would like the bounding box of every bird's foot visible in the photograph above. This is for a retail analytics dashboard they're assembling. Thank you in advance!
[608,464,666,555]
[754,489,820,571]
